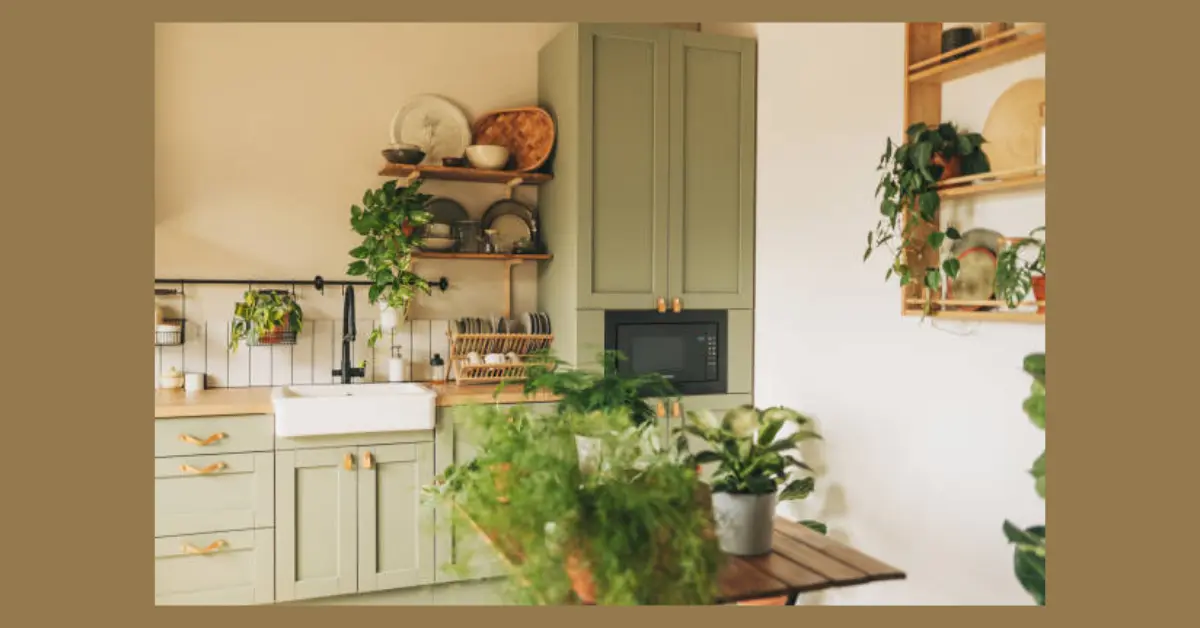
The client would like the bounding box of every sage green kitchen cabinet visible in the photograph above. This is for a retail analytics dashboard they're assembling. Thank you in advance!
[433,404,555,583]
[357,443,436,593]
[155,529,275,605]
[275,447,358,602]
[276,443,437,601]
[538,24,756,314]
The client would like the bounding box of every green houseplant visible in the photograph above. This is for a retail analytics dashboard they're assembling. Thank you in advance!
[346,178,434,347]
[228,289,303,351]
[995,227,1046,311]
[1004,352,1046,605]
[678,406,825,555]
[519,351,677,429]
[864,122,991,307]
[426,403,723,605]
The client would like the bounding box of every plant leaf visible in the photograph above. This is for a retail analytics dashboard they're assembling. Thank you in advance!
[946,226,961,240]
[942,257,960,279]
[799,520,828,535]
[927,231,946,250]
[693,450,724,465]
[779,477,815,501]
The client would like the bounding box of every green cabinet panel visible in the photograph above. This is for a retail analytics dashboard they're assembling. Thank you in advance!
[155,452,274,537]
[434,409,507,583]
[275,447,358,602]
[155,529,274,605]
[154,415,274,457]
[357,443,436,592]
[577,23,671,310]
[669,31,757,309]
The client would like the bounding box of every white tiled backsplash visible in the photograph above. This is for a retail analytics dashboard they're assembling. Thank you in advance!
[152,282,532,388]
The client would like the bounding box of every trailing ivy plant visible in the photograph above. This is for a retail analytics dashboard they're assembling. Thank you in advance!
[864,122,991,307]
[1004,352,1046,605]
[424,403,723,605]
[517,350,677,429]
[995,226,1046,308]
[345,179,434,347]
[677,405,826,534]
[228,289,303,351]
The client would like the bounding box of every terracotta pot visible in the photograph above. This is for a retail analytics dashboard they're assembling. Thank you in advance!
[1031,275,1046,314]
[401,220,415,237]
[932,153,962,180]
[565,550,597,604]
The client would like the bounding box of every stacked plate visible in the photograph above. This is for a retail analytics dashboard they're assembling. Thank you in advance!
[521,311,552,335]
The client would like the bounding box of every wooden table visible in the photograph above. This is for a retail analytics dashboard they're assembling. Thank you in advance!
[717,517,906,605]
[466,509,905,605]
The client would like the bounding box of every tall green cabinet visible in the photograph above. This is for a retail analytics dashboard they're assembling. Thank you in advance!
[537,24,756,369]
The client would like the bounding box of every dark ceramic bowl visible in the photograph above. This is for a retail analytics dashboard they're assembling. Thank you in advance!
[442,156,468,168]
[382,147,426,165]
[941,27,978,61]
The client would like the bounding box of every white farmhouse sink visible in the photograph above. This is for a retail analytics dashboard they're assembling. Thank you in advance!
[271,383,437,438]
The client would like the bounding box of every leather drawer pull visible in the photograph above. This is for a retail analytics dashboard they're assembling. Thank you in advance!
[179,462,226,475]
[178,432,227,446]
[182,540,227,555]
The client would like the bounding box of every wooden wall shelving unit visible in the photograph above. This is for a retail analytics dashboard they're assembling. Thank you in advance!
[378,163,552,185]
[901,23,1046,325]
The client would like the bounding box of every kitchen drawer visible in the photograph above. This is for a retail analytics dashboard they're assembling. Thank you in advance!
[155,452,274,537]
[155,415,274,458]
[155,529,274,605]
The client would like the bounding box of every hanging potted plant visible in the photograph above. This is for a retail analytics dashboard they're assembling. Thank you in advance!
[1004,352,1046,605]
[346,178,434,346]
[228,289,303,351]
[995,226,1046,313]
[863,122,991,310]
[679,405,826,556]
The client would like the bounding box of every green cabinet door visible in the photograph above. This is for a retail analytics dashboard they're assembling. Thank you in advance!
[668,31,757,310]
[577,23,671,310]
[433,409,507,583]
[357,443,436,593]
[275,447,358,602]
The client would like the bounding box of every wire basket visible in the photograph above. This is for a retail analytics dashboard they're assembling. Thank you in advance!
[247,328,298,346]
[155,319,186,346]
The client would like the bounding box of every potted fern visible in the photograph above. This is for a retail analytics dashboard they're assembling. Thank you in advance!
[228,289,303,351]
[346,179,434,346]
[678,406,825,556]
[864,122,991,308]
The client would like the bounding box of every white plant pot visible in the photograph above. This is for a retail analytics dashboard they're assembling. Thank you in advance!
[711,492,777,556]
[575,435,604,474]
[379,302,400,331]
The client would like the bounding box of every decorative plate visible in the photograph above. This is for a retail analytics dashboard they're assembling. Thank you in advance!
[472,107,556,173]
[390,95,472,165]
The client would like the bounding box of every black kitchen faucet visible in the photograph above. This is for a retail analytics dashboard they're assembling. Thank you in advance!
[332,286,365,384]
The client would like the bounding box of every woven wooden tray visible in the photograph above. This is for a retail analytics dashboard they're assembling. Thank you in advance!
[472,107,555,173]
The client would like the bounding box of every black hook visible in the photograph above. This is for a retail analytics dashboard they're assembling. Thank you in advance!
[313,275,325,295]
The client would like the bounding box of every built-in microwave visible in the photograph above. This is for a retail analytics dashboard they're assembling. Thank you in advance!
[604,309,727,396]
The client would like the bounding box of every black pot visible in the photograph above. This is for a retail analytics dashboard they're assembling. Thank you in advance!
[941,27,978,62]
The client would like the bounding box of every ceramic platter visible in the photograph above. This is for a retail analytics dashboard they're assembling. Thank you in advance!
[481,199,535,253]
[390,95,472,165]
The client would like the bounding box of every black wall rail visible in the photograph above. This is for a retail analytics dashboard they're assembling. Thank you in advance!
[153,274,450,296]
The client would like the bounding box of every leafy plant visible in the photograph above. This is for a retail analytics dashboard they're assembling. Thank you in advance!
[345,178,434,347]
[425,403,723,605]
[678,405,826,534]
[995,227,1046,308]
[864,122,991,306]
[518,351,677,429]
[1004,352,1046,605]
[228,290,303,351]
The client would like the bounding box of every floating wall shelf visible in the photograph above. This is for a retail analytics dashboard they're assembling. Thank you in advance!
[378,163,553,185]
[935,165,1046,199]
[908,26,1045,85]
[412,252,552,261]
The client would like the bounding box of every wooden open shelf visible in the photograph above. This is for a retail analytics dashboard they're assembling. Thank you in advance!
[412,252,552,261]
[936,165,1046,199]
[378,163,553,185]
[908,26,1045,85]
[900,23,1046,325]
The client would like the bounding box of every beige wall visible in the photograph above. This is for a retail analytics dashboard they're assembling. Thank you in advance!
[154,23,570,385]
[155,22,565,323]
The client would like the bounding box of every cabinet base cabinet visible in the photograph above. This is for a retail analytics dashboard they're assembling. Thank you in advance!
[275,448,358,602]
[357,443,436,593]
[154,529,274,605]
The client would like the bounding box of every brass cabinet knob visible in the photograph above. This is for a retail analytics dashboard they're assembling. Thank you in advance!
[182,540,226,555]
[344,453,354,470]
[671,401,681,418]
[179,462,226,475]
[656,402,666,418]
[363,451,374,469]
[656,297,666,313]
[178,432,226,447]
[672,297,682,313]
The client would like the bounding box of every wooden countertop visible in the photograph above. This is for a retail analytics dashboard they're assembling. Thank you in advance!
[154,383,559,419]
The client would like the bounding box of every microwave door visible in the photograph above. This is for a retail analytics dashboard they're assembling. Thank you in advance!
[615,323,715,387]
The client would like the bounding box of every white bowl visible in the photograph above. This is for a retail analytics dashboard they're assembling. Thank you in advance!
[465,145,510,170]
[421,237,456,251]
[426,223,451,237]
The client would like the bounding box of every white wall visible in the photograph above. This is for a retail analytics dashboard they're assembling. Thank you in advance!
[755,23,1045,605]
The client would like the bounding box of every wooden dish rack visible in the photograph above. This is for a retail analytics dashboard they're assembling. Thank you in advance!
[449,332,555,384]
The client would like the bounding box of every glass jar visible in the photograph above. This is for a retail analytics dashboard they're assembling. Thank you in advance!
[455,220,481,253]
